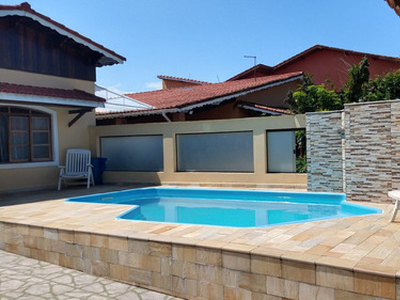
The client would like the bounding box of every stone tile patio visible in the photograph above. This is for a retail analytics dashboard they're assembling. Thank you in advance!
[0,185,397,299]
[0,249,182,300]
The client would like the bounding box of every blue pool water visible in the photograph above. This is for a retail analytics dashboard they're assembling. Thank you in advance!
[65,188,381,228]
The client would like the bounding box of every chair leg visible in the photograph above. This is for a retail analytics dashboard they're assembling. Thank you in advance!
[391,199,399,222]
[87,174,91,189]
[89,168,94,188]
[58,177,62,191]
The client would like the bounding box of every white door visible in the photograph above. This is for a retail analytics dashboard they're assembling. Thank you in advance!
[267,131,296,173]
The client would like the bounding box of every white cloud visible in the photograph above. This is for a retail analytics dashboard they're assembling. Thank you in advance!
[146,81,162,90]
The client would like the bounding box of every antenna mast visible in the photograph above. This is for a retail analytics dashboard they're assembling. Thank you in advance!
[244,55,257,79]
[244,55,257,66]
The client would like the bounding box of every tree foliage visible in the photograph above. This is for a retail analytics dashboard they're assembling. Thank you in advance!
[341,56,370,104]
[285,57,400,113]
[285,75,342,114]
[363,70,400,101]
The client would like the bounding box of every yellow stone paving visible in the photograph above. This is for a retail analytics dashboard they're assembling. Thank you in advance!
[0,185,398,299]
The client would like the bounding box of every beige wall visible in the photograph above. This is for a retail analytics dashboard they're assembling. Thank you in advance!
[0,105,96,192]
[89,115,307,188]
[54,106,96,164]
[0,68,95,93]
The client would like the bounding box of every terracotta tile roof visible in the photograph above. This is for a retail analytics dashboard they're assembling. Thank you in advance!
[0,2,126,66]
[124,71,303,111]
[0,82,105,103]
[157,75,211,86]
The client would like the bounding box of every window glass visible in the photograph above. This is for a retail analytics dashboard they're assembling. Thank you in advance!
[32,117,49,130]
[267,130,306,173]
[10,116,29,130]
[10,116,29,162]
[267,131,296,173]
[0,107,52,163]
[10,107,29,114]
[101,135,164,171]
[32,132,49,144]
[0,115,8,162]
[176,131,254,172]
[33,145,50,159]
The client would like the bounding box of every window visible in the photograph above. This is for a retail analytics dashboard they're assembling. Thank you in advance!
[0,107,52,163]
[100,135,164,171]
[266,129,306,173]
[176,131,254,172]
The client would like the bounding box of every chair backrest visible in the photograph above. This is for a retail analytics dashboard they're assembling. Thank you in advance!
[65,149,91,175]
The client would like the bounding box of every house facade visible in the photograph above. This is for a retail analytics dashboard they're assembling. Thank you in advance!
[92,46,400,189]
[97,45,400,126]
[0,2,125,193]
[228,45,400,89]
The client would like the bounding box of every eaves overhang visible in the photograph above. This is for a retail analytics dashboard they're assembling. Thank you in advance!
[96,74,303,120]
[0,92,105,108]
[0,3,126,66]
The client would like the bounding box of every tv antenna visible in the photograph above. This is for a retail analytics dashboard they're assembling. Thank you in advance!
[244,55,257,80]
[244,55,257,66]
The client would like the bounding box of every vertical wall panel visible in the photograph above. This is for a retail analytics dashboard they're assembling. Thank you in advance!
[306,111,344,192]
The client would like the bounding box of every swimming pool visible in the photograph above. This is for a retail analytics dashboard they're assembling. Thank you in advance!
[65,187,381,228]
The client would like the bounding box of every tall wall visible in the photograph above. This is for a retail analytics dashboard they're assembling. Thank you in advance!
[90,115,307,188]
[307,99,400,203]
[345,102,393,202]
[306,111,344,192]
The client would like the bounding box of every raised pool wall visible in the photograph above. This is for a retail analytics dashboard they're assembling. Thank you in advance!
[0,213,396,300]
[307,99,400,204]
[89,115,307,189]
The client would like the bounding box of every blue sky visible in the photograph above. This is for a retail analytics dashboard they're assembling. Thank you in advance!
[4,0,400,92]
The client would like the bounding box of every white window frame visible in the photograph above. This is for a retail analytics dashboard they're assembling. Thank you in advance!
[0,103,59,169]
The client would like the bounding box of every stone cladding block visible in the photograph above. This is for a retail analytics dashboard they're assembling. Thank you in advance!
[306,111,344,192]
[345,102,392,203]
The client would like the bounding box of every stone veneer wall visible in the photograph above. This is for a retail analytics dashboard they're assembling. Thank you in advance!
[345,101,392,203]
[306,111,344,193]
[307,100,400,203]
[0,221,396,300]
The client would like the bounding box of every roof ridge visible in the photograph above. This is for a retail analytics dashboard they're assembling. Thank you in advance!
[157,75,211,85]
[123,71,303,111]
[226,64,274,81]
[273,44,400,70]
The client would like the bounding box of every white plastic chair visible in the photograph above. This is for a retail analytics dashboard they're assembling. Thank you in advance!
[388,190,400,222]
[58,149,94,190]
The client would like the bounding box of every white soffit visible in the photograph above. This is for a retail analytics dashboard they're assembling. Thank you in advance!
[0,92,105,108]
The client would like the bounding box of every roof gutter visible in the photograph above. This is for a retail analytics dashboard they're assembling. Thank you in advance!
[237,103,283,115]
[0,92,104,108]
